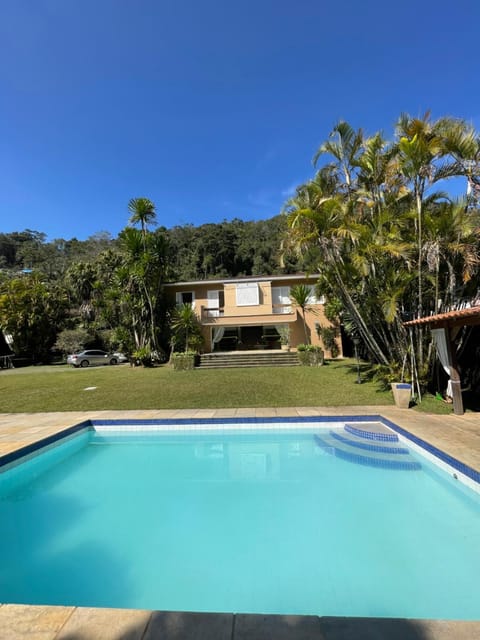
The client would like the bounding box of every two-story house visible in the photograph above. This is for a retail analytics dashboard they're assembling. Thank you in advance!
[165,274,341,356]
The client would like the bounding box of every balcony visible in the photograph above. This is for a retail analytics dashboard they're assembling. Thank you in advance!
[200,304,297,326]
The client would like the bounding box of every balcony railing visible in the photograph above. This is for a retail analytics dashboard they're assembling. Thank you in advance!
[200,304,296,324]
[272,303,292,314]
[202,307,225,318]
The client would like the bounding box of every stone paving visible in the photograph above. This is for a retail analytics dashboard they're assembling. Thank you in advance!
[1,406,479,639]
[1,606,480,640]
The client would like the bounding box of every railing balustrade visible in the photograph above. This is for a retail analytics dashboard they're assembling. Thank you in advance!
[272,303,292,314]
[202,307,225,318]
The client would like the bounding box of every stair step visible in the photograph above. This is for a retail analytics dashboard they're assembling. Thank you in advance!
[314,433,421,471]
[197,351,300,369]
[330,430,409,455]
[344,422,399,442]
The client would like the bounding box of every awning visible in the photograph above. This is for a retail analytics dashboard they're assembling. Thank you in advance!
[404,306,480,415]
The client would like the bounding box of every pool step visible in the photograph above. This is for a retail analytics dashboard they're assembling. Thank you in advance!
[329,430,409,455]
[344,422,399,442]
[315,425,421,471]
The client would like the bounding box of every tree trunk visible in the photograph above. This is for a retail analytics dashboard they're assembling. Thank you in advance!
[416,183,424,367]
[331,264,390,366]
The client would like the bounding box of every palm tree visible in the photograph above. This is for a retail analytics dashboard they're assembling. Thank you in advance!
[285,180,392,365]
[283,112,480,385]
[313,121,363,196]
[117,226,170,353]
[128,198,157,249]
[65,261,98,325]
[171,304,200,352]
[394,113,477,365]
[423,200,480,310]
[290,284,314,344]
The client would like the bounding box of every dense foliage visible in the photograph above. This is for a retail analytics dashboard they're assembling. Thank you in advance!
[284,113,480,385]
[0,214,295,362]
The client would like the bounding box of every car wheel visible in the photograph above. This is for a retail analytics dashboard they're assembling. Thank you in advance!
[80,360,89,368]
[109,358,118,365]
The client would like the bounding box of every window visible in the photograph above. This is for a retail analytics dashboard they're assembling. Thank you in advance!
[306,286,324,304]
[272,286,291,313]
[206,290,225,317]
[176,291,195,308]
[236,283,259,306]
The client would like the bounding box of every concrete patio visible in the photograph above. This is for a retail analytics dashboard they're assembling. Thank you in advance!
[1,406,479,640]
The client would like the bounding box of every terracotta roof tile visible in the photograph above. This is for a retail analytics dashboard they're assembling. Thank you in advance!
[404,306,480,327]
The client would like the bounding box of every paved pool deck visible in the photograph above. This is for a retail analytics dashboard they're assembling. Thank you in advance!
[1,406,479,640]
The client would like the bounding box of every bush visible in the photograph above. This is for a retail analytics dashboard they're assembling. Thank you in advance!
[320,327,339,358]
[54,329,91,356]
[297,344,324,366]
[131,347,154,367]
[171,351,198,370]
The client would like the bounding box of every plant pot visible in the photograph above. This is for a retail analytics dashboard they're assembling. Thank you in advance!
[391,383,412,409]
[281,344,290,351]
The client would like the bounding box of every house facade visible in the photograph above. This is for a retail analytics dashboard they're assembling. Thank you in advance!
[165,274,342,356]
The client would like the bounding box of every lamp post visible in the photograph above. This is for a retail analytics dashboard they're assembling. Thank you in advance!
[353,336,361,384]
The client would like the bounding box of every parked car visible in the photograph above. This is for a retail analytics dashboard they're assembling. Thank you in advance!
[67,350,120,368]
[112,352,129,363]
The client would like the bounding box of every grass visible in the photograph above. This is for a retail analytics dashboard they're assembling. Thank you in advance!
[0,359,388,412]
[0,358,451,414]
[410,394,454,414]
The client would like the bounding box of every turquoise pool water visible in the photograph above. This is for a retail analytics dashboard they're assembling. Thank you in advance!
[1,426,479,619]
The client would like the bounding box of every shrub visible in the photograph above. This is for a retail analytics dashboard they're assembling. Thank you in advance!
[171,351,198,370]
[297,344,324,366]
[54,329,91,356]
[132,347,154,367]
[320,327,339,358]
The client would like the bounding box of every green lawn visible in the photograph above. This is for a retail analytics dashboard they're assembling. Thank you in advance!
[0,359,453,414]
[0,359,387,412]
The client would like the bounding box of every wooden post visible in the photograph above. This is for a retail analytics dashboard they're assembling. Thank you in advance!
[444,326,464,415]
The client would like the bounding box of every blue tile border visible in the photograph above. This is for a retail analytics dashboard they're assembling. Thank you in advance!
[91,415,383,426]
[0,421,92,470]
[379,417,480,486]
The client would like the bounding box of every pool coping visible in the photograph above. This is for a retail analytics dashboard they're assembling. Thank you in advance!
[1,605,480,640]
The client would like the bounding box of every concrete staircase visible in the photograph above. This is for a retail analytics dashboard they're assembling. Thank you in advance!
[197,350,300,369]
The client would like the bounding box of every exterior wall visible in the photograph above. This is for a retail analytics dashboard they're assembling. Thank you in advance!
[223,282,271,316]
[167,277,342,357]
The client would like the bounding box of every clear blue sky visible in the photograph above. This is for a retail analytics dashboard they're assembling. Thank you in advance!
[1,0,479,240]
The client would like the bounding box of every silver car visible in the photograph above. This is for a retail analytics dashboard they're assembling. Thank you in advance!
[67,350,119,368]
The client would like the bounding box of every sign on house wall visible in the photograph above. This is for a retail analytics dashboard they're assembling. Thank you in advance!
[236,283,259,306]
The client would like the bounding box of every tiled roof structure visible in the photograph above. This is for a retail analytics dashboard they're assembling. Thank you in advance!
[404,306,480,328]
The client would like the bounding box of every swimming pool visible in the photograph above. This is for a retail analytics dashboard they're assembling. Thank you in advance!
[1,418,479,619]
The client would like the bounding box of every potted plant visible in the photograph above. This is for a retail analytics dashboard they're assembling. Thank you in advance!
[277,325,291,351]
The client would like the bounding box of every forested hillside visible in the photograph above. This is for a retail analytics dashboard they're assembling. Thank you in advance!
[0,214,300,363]
[0,215,299,281]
